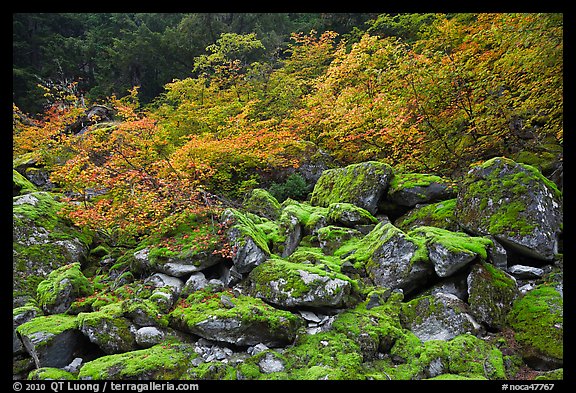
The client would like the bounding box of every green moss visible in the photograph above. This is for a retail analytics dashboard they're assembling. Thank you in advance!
[36,263,94,312]
[457,157,562,237]
[287,246,343,272]
[310,161,394,212]
[507,284,563,362]
[426,374,487,380]
[78,341,196,380]
[389,172,457,192]
[534,368,563,380]
[223,208,272,254]
[342,222,429,268]
[281,331,365,379]
[170,289,303,334]
[395,199,457,231]
[248,258,360,306]
[281,199,329,234]
[408,226,493,260]
[244,188,282,219]
[16,314,78,339]
[13,169,37,194]
[183,362,238,380]
[28,367,77,380]
[327,202,378,225]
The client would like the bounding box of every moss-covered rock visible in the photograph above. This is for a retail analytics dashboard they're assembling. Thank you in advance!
[388,332,505,380]
[408,226,494,278]
[13,169,37,196]
[77,303,138,354]
[340,222,432,296]
[248,258,361,308]
[310,161,394,214]
[326,202,378,227]
[454,157,562,261]
[16,314,97,369]
[507,283,563,370]
[467,262,519,330]
[244,188,282,220]
[387,172,458,207]
[78,341,196,380]
[13,191,92,307]
[169,289,304,346]
[36,263,94,314]
[317,225,363,255]
[400,293,483,342]
[28,367,77,380]
[395,198,460,232]
[221,208,271,274]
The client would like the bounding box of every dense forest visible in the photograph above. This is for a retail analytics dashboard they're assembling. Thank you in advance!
[13,13,564,382]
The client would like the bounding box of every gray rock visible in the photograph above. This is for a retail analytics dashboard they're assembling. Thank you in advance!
[258,352,285,373]
[347,223,433,296]
[64,357,83,373]
[401,292,483,342]
[387,173,457,207]
[222,209,270,274]
[508,265,545,279]
[455,157,562,261]
[182,272,208,297]
[16,315,94,369]
[310,161,394,215]
[467,263,520,329]
[249,259,360,308]
[135,326,165,348]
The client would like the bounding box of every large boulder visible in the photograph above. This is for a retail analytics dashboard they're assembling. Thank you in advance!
[78,342,196,380]
[16,314,99,369]
[169,290,304,347]
[408,226,494,278]
[310,161,394,215]
[345,222,434,296]
[221,209,271,274]
[77,304,138,354]
[507,282,563,370]
[454,157,562,261]
[400,292,484,342]
[36,263,94,314]
[248,259,361,308]
[13,191,92,307]
[467,262,520,330]
[387,173,457,207]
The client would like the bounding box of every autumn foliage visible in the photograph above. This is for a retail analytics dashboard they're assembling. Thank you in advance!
[13,13,562,246]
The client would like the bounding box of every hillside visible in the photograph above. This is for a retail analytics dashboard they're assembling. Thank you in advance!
[12,13,563,383]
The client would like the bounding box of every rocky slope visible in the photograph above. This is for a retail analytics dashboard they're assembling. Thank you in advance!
[13,157,563,381]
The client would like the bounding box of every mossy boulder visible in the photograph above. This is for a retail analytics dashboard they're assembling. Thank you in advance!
[244,188,282,220]
[387,173,458,207]
[388,333,506,380]
[169,289,304,346]
[36,263,94,314]
[408,226,494,278]
[341,222,433,296]
[400,293,483,342]
[467,262,520,329]
[395,198,460,232]
[326,202,378,228]
[77,303,138,354]
[310,161,394,215]
[13,168,37,196]
[13,191,92,307]
[221,208,271,274]
[78,341,196,380]
[281,199,329,235]
[16,314,98,369]
[507,283,563,370]
[248,258,361,308]
[454,157,562,261]
[317,225,363,255]
[28,367,77,380]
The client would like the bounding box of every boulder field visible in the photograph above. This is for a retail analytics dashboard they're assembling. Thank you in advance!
[13,157,563,380]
